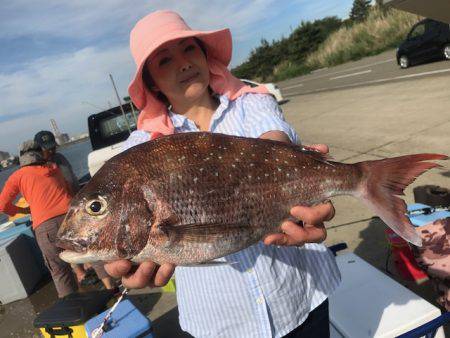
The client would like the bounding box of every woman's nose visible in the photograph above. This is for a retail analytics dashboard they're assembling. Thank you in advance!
[180,62,192,72]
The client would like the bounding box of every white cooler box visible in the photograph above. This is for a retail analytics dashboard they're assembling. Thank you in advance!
[329,253,444,338]
[0,235,43,304]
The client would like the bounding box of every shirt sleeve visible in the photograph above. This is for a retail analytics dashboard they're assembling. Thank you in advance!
[122,130,151,152]
[241,93,301,144]
[0,173,20,216]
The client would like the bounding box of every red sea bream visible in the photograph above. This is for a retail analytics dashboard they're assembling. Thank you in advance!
[56,132,447,265]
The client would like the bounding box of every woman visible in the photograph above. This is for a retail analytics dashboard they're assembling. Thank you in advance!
[105,10,340,337]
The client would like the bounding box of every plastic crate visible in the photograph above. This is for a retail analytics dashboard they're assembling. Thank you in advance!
[85,299,153,337]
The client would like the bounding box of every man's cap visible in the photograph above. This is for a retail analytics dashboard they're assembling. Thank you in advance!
[34,130,57,150]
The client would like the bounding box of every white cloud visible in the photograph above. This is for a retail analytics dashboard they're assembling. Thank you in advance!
[0,44,135,153]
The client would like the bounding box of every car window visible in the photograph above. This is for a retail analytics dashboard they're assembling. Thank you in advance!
[99,112,136,139]
[425,20,441,35]
[409,23,425,39]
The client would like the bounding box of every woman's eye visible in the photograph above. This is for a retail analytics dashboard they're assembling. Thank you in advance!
[159,57,171,66]
[184,45,196,52]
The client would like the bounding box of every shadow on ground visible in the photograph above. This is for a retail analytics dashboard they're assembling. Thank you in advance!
[151,306,192,337]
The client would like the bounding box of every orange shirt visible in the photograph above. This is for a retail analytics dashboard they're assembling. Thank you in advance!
[0,164,72,229]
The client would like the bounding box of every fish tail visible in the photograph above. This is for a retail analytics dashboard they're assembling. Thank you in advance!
[355,153,447,246]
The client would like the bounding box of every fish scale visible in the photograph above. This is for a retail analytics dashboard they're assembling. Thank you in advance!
[56,132,447,265]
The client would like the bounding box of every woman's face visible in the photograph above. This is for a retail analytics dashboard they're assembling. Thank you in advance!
[146,37,210,105]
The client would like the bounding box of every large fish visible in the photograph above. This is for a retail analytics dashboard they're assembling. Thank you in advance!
[57,132,447,265]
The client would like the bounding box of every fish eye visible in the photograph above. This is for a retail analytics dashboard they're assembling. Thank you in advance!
[85,196,107,216]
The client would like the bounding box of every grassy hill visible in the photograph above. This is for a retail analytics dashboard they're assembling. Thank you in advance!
[232,7,421,82]
[306,7,421,69]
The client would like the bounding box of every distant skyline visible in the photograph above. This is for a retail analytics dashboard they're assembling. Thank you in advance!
[0,0,354,154]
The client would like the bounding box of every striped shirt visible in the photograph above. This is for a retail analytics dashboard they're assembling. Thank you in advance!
[123,93,341,338]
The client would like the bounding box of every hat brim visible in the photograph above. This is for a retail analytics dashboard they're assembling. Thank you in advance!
[128,28,232,109]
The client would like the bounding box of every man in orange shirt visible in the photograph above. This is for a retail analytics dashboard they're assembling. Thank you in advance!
[33,131,115,290]
[0,140,77,297]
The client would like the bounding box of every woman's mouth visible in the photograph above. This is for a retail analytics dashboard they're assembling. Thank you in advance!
[180,72,200,84]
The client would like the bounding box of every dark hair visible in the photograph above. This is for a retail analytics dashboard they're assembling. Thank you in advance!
[141,37,209,106]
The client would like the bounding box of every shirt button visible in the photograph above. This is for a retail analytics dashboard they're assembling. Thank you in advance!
[256,296,264,305]
[246,268,254,273]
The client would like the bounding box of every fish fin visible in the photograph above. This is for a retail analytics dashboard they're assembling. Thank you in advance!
[300,146,335,163]
[160,222,248,241]
[356,153,448,247]
[181,261,239,267]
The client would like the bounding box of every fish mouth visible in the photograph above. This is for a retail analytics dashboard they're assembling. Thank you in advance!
[56,237,88,253]
[59,250,102,264]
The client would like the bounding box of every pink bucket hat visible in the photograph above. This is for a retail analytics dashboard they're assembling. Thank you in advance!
[128,10,269,137]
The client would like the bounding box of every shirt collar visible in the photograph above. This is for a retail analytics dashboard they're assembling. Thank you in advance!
[168,94,231,131]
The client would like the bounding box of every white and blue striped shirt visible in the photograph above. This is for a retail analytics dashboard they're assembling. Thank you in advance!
[123,93,341,338]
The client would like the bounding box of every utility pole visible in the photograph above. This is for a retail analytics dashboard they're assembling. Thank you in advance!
[109,74,130,132]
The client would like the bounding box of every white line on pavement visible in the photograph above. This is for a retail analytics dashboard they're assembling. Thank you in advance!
[281,57,395,89]
[283,83,304,90]
[329,69,372,80]
[287,67,450,96]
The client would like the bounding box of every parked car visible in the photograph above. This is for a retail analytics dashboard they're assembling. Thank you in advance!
[397,18,450,69]
[87,104,137,176]
[240,79,284,103]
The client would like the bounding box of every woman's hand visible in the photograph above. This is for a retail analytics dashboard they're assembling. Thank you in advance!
[258,133,335,247]
[263,201,335,246]
[104,260,175,289]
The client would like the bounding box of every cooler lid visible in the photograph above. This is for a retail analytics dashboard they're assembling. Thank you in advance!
[33,290,114,327]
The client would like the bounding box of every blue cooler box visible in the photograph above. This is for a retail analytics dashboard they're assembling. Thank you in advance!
[407,203,450,226]
[85,299,153,337]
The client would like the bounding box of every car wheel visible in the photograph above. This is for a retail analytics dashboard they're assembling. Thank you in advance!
[444,44,450,60]
[399,55,409,69]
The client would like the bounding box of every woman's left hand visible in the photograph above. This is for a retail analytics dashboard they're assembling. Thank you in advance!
[263,201,335,246]
[258,132,335,246]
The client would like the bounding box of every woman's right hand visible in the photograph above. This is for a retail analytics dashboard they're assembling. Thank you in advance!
[104,260,175,289]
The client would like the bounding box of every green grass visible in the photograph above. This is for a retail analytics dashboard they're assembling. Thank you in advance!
[305,7,421,69]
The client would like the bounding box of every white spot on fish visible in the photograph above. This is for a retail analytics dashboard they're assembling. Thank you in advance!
[218,156,222,159]
[200,168,204,172]
[248,175,252,179]
[294,168,298,172]
[232,164,236,168]
[193,177,198,183]
[286,173,290,177]
[265,173,269,177]
[264,159,269,162]
[178,175,182,179]
[210,153,214,156]
[277,168,282,172]
[240,152,244,155]
[215,172,219,176]
[284,161,288,164]
[250,163,255,167]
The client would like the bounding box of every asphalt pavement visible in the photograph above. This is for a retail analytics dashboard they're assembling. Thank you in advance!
[278,49,450,96]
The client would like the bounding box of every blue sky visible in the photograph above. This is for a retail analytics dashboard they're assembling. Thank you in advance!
[0,0,354,154]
